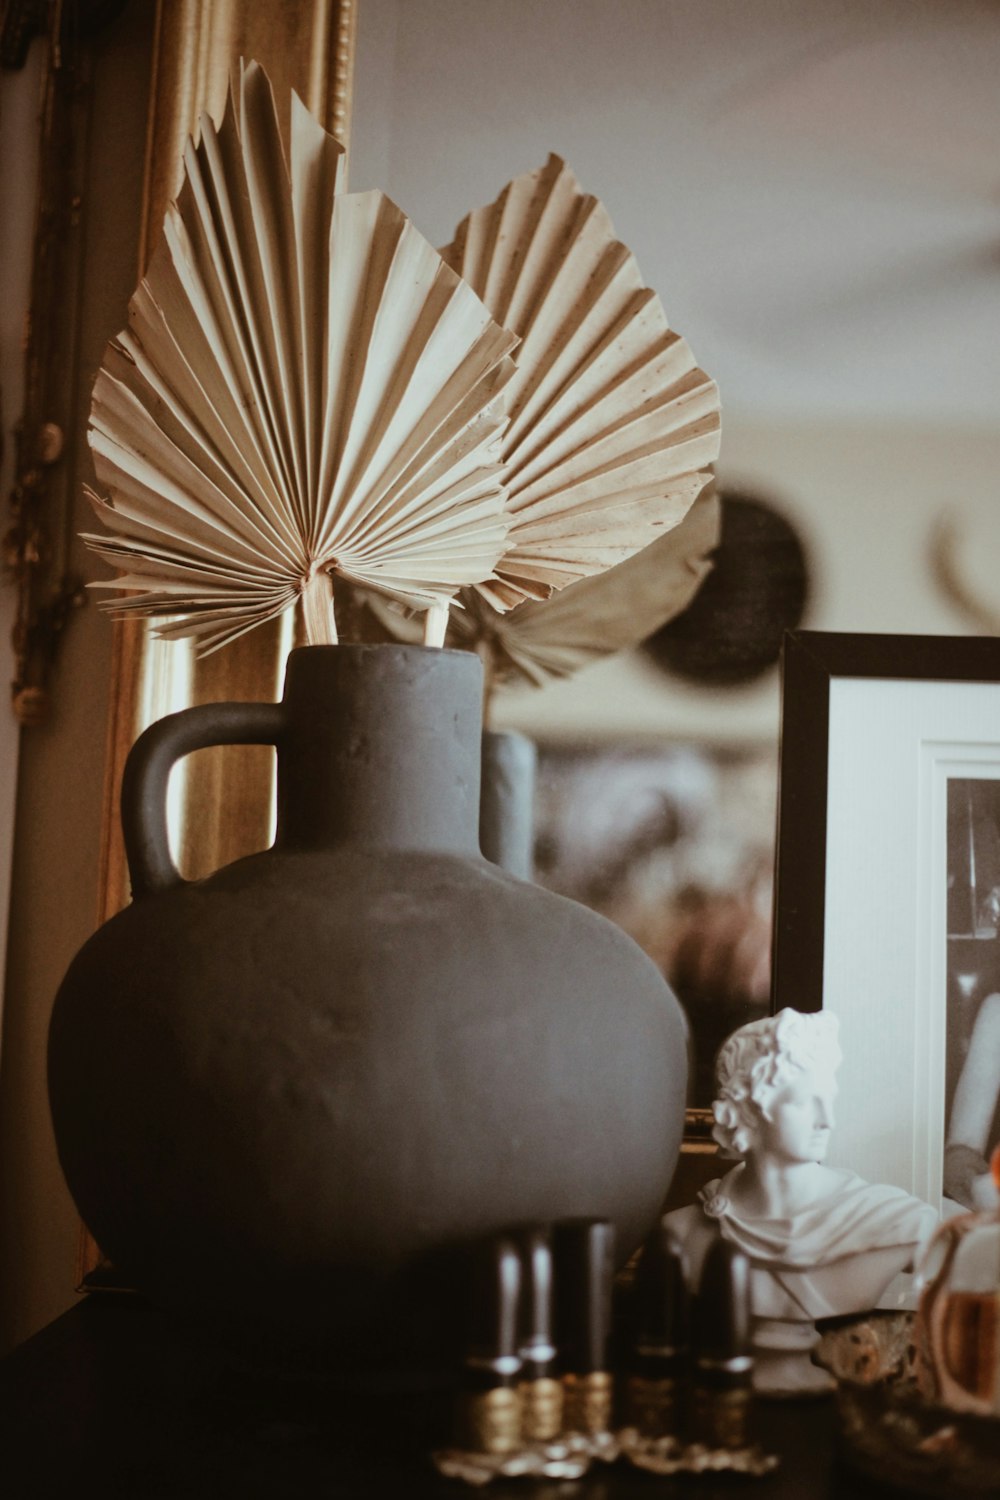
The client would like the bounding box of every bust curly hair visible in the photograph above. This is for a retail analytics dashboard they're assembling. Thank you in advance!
[711,1008,842,1158]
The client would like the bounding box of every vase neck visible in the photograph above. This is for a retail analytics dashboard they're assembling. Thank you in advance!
[275,645,483,856]
[480,731,537,878]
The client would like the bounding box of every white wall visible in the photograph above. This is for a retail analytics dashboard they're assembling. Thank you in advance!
[492,417,1000,743]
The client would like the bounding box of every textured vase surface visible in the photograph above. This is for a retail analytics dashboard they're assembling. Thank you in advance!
[479,728,537,878]
[49,644,687,1362]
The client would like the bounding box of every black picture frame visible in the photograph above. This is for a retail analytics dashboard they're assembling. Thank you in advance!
[773,629,1000,1205]
[773,630,1000,1015]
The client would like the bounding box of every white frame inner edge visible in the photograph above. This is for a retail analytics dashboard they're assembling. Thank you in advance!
[823,676,1000,1208]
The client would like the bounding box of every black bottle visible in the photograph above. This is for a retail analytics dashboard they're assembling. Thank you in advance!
[626,1221,690,1438]
[516,1225,563,1442]
[456,1236,524,1455]
[691,1237,753,1450]
[553,1218,616,1436]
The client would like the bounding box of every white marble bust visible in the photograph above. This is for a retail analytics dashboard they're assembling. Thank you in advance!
[665,1008,938,1395]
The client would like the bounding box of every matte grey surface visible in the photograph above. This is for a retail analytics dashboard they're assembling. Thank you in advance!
[479,730,537,878]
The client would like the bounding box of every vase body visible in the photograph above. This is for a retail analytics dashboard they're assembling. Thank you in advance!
[49,645,687,1364]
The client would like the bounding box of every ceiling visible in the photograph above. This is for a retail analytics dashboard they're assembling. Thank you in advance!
[354,0,1000,423]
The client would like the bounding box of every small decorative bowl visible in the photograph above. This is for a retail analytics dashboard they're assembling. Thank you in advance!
[813,1310,1000,1496]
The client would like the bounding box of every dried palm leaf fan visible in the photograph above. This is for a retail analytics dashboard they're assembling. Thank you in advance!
[374,154,722,690]
[83,62,519,652]
[444,153,720,607]
[450,480,721,687]
[368,481,720,688]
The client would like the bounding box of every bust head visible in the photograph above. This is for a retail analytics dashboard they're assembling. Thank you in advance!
[711,1008,842,1160]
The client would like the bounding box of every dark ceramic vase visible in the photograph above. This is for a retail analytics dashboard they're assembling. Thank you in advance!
[49,645,687,1364]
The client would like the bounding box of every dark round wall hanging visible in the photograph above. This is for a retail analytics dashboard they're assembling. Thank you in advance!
[643,488,809,687]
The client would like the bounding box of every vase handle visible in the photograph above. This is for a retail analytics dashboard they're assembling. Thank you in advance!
[121,701,287,898]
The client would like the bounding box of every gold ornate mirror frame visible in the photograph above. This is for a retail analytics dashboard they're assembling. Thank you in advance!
[85,0,358,1277]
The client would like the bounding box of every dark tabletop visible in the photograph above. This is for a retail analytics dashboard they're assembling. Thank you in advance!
[0,1296,910,1499]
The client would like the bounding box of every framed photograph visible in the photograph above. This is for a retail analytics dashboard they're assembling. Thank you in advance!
[773,631,1000,1210]
[533,739,777,1146]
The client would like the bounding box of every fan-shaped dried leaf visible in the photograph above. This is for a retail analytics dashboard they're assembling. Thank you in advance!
[451,482,721,685]
[364,484,720,690]
[440,154,721,610]
[84,61,518,651]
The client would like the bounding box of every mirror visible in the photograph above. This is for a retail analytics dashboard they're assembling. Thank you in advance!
[348,0,1000,1122]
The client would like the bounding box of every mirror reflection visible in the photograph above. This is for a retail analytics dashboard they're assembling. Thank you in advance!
[351,0,1000,1099]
